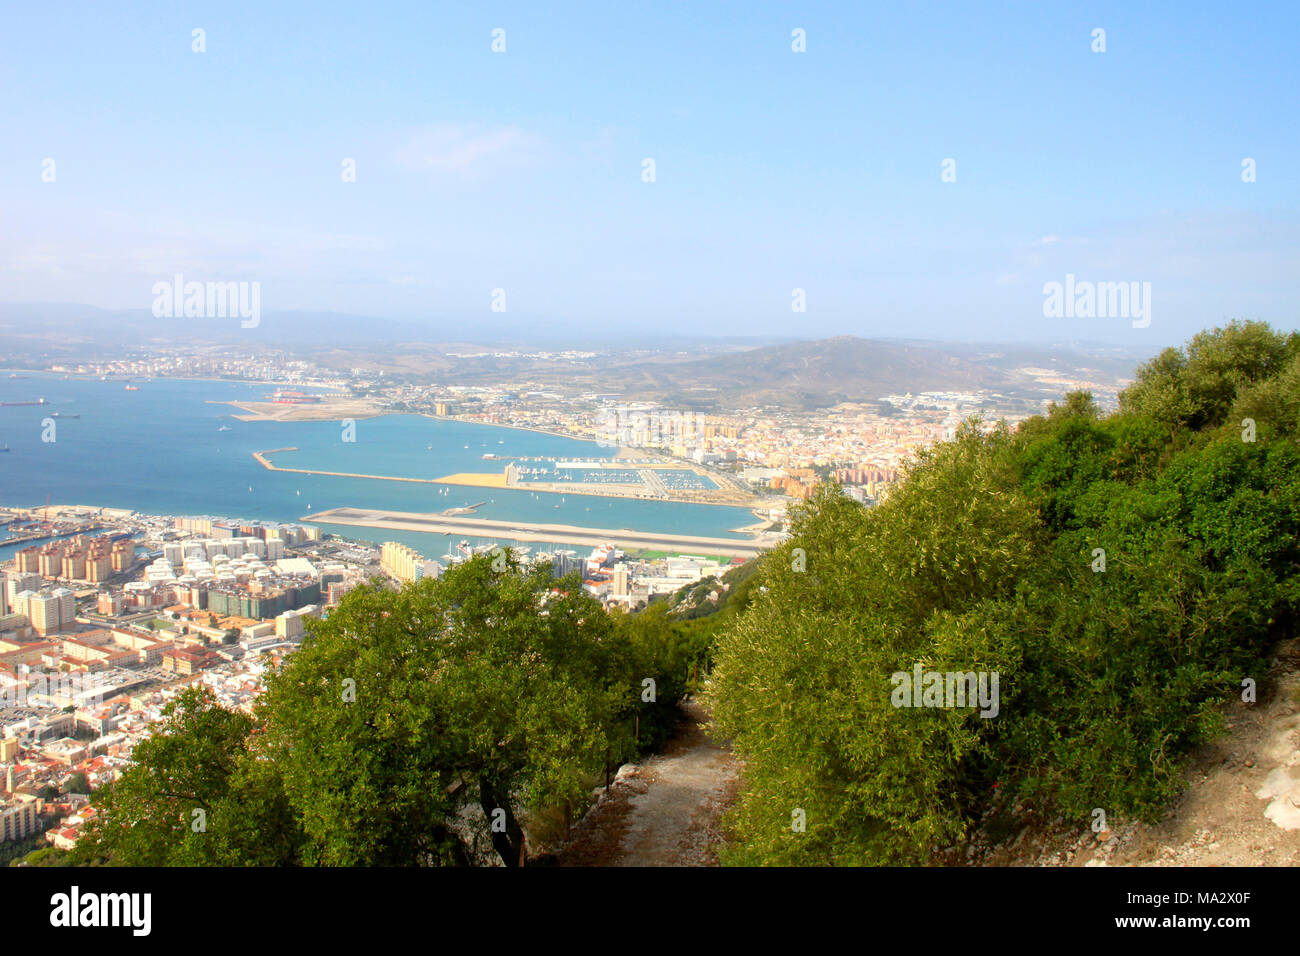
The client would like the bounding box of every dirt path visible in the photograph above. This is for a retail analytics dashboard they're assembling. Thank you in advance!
[555,700,741,867]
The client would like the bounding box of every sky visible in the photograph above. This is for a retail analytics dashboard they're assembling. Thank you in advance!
[0,1,1297,348]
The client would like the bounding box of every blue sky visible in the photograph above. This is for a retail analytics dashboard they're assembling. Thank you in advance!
[1,1,1296,347]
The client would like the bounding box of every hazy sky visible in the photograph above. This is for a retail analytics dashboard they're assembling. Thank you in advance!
[1,1,1296,347]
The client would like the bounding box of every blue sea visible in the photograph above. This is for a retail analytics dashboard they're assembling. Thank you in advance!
[0,373,757,558]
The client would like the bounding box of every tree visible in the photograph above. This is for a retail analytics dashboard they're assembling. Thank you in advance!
[712,323,1300,864]
[260,557,625,866]
[712,424,1041,864]
[73,686,303,867]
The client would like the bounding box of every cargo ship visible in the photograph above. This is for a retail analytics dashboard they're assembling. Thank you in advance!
[0,397,47,406]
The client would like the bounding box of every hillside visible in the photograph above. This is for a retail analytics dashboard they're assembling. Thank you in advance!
[969,637,1300,866]
[708,320,1300,866]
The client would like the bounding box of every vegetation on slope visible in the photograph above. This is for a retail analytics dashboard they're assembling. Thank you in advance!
[73,559,705,867]
[710,321,1300,864]
[69,321,1298,867]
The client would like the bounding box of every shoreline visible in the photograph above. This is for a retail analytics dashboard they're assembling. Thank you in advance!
[5,369,351,394]
[251,447,764,509]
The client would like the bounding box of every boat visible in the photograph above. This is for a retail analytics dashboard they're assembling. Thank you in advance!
[218,425,231,432]
[50,412,79,419]
[0,444,9,453]
[124,385,139,391]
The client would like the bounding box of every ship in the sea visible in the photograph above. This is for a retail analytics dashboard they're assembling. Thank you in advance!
[124,385,139,391]
[0,397,47,406]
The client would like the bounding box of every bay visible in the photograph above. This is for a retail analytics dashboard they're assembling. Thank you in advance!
[0,372,759,559]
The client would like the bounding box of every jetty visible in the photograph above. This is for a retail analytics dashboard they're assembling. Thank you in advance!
[252,448,438,485]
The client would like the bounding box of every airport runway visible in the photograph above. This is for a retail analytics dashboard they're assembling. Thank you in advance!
[306,507,772,557]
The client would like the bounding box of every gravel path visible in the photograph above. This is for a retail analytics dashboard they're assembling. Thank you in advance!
[556,701,741,867]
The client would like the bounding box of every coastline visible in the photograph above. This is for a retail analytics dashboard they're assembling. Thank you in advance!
[251,447,765,509]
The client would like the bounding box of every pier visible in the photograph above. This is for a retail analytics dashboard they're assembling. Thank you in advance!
[252,448,440,485]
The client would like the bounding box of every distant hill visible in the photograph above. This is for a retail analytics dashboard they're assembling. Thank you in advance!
[0,301,1144,411]
[604,336,1004,409]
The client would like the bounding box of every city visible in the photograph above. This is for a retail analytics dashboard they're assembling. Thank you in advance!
[0,0,1294,938]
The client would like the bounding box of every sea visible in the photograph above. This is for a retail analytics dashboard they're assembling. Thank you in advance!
[0,372,758,561]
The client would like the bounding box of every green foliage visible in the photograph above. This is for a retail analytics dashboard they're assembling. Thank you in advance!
[76,320,1299,869]
[609,603,705,750]
[13,846,70,868]
[1,831,55,868]
[1120,320,1298,435]
[72,686,303,867]
[712,426,1041,864]
[259,558,625,866]
[75,552,709,867]
[713,321,1300,865]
